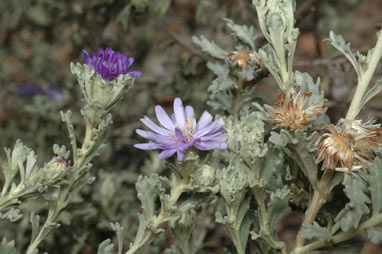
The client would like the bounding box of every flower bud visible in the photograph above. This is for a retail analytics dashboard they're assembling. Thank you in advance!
[40,157,69,185]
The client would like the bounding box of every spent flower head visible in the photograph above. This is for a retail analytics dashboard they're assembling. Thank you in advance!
[83,48,141,81]
[268,90,325,131]
[230,50,261,70]
[134,98,227,161]
[315,119,382,173]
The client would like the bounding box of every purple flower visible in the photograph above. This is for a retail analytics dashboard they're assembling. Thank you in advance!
[14,84,44,97]
[82,48,141,81]
[134,98,227,161]
[47,83,64,101]
[14,83,64,101]
[55,156,69,168]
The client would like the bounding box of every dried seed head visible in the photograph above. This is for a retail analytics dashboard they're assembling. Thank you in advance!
[268,90,325,131]
[230,50,261,70]
[315,119,382,172]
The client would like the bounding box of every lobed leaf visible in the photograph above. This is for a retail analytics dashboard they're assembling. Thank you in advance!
[192,35,228,60]
[367,227,382,244]
[335,173,371,232]
[301,222,332,241]
[0,238,17,254]
[224,18,257,49]
[368,157,382,215]
[268,185,291,235]
[360,79,382,111]
[324,31,361,79]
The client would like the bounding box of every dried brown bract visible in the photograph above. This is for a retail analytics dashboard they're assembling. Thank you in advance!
[315,120,382,172]
[230,50,261,70]
[268,90,326,131]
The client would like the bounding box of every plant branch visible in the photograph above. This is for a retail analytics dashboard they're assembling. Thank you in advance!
[125,179,188,254]
[25,124,96,254]
[293,212,382,254]
[294,169,334,250]
[346,30,382,120]
[251,187,287,254]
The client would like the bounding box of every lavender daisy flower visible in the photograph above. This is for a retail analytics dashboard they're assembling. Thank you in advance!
[14,84,44,97]
[55,156,70,168]
[82,48,141,81]
[47,83,64,101]
[134,98,227,161]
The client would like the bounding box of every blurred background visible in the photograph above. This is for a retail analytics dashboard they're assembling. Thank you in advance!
[0,0,381,253]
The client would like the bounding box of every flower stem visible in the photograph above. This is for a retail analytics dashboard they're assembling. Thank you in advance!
[125,180,187,254]
[251,187,287,254]
[294,169,334,250]
[346,30,382,120]
[26,125,95,254]
[293,212,382,254]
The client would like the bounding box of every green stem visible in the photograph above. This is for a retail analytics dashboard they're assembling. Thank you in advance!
[294,170,334,250]
[346,30,382,120]
[26,125,95,254]
[231,228,246,254]
[125,181,187,254]
[234,77,245,116]
[293,212,382,254]
[251,187,287,254]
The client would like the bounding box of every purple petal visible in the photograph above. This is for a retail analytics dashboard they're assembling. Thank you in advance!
[171,113,176,123]
[176,149,185,161]
[140,116,172,136]
[136,129,176,145]
[194,140,226,150]
[105,48,113,62]
[97,48,105,60]
[127,71,142,77]
[155,105,175,131]
[218,143,227,149]
[197,111,213,130]
[173,98,186,127]
[158,149,177,159]
[82,50,91,65]
[175,128,185,141]
[185,106,194,119]
[134,143,162,150]
[126,57,134,68]
[195,120,224,138]
[200,133,227,142]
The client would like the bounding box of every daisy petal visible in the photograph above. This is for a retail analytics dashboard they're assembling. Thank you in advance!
[197,111,213,130]
[155,105,175,130]
[174,98,186,127]
[158,149,177,159]
[141,116,172,136]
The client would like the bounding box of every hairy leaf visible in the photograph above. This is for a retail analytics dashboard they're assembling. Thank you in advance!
[301,222,332,241]
[335,173,371,232]
[367,227,382,244]
[192,35,228,59]
[260,147,284,187]
[136,174,164,220]
[224,18,257,49]
[360,79,382,111]
[0,208,22,222]
[97,239,114,254]
[314,242,363,254]
[324,31,360,79]
[268,185,291,235]
[0,238,17,254]
[368,157,382,215]
[206,62,236,93]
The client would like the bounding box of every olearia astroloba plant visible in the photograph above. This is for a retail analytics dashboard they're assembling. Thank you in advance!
[124,0,382,253]
[0,47,140,253]
[2,0,382,253]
